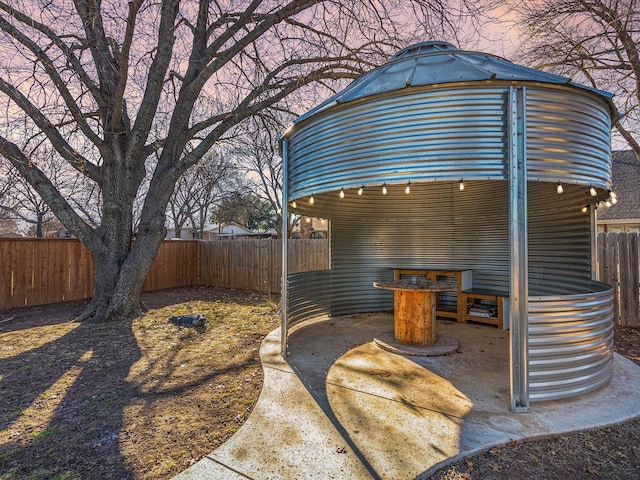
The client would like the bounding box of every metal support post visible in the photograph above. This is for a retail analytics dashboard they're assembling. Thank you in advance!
[508,86,530,412]
[280,138,289,357]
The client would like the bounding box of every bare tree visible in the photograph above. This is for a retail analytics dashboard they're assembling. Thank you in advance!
[234,113,296,236]
[167,151,237,239]
[0,163,16,235]
[0,0,477,322]
[4,168,54,237]
[502,0,640,158]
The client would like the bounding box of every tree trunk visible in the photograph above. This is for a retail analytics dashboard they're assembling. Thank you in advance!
[77,163,167,323]
[36,212,43,238]
[79,228,164,322]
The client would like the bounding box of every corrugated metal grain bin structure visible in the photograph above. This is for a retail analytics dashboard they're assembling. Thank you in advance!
[280,41,617,410]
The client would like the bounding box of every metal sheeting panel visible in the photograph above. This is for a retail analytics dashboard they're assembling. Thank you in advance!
[287,271,335,327]
[286,83,612,202]
[528,183,593,295]
[287,86,510,201]
[526,87,612,187]
[289,182,591,318]
[528,282,614,401]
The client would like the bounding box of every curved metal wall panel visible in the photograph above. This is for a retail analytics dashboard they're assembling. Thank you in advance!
[291,181,595,297]
[287,86,510,200]
[286,181,613,400]
[526,86,612,188]
[528,282,614,401]
[286,83,612,202]
[287,271,334,328]
[288,83,611,199]
[528,183,593,295]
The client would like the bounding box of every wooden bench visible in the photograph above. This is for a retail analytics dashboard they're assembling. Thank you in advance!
[460,289,509,330]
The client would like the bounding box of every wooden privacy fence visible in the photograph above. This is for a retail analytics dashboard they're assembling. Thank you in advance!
[0,238,94,309]
[0,238,327,310]
[2,235,639,327]
[597,232,640,328]
[198,239,328,292]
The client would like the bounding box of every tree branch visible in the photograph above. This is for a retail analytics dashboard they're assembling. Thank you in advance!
[0,76,101,182]
[0,6,104,148]
[0,134,92,240]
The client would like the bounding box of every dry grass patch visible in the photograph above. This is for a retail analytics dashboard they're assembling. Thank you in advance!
[0,287,278,480]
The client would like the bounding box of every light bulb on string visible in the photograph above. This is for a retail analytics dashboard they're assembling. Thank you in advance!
[405,181,411,194]
[309,194,314,204]
[339,188,345,199]
[605,199,612,207]
[556,182,563,194]
[459,179,464,191]
[382,183,387,195]
[358,185,364,196]
[581,205,589,213]
[291,200,297,209]
[589,186,597,197]
[609,190,617,204]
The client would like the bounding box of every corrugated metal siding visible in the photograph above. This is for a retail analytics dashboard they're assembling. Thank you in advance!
[528,282,614,401]
[528,183,593,295]
[286,83,612,202]
[286,181,614,400]
[287,86,509,201]
[291,181,594,297]
[526,87,612,187]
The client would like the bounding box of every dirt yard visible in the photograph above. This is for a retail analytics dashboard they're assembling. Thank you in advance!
[0,286,639,479]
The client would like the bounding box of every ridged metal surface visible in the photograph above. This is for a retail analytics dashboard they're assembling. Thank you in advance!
[286,83,612,202]
[528,282,614,401]
[286,181,614,400]
[526,87,612,186]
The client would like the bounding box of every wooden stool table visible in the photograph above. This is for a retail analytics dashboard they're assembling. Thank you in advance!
[373,279,456,346]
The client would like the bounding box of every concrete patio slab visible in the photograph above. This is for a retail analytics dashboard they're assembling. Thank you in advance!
[174,313,640,480]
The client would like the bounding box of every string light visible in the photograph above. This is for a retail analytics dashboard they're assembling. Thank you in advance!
[309,194,314,204]
[382,183,387,195]
[405,181,411,194]
[339,188,345,198]
[459,178,464,191]
[305,216,311,223]
[358,185,364,195]
[581,205,589,213]
[589,186,597,196]
[605,198,612,207]
[291,200,297,209]
[609,190,617,204]
[556,181,563,194]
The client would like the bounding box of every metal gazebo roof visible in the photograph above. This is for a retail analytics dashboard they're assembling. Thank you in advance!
[294,41,615,124]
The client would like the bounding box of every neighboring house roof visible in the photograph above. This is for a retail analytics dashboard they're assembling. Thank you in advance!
[597,150,640,221]
[205,222,255,236]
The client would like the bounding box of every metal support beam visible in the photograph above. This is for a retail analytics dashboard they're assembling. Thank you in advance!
[280,139,289,358]
[590,205,597,279]
[508,86,530,412]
